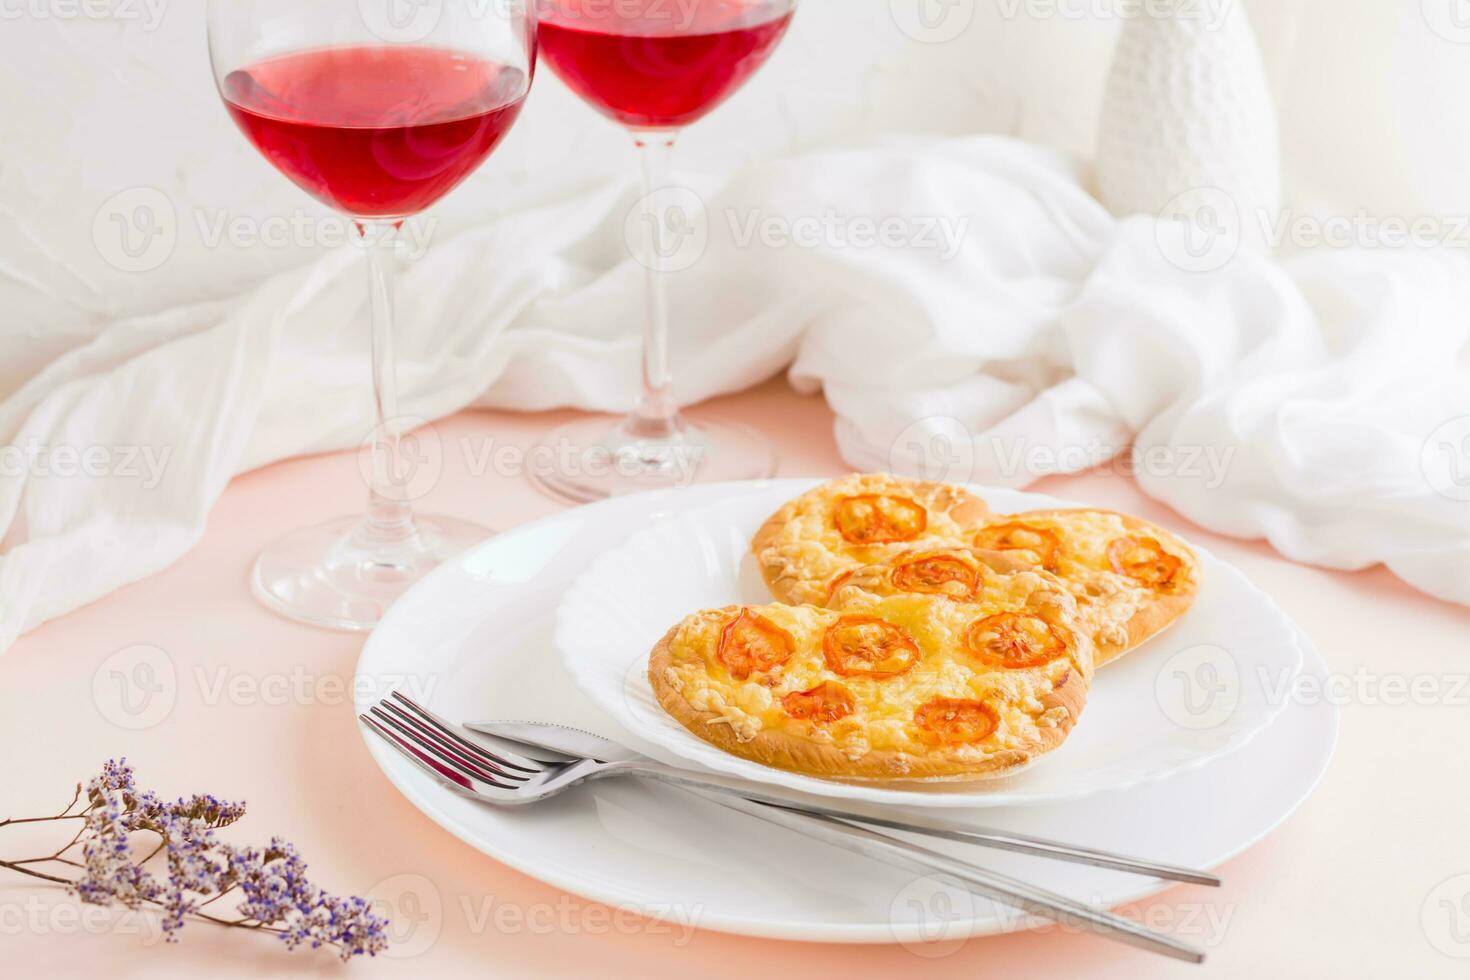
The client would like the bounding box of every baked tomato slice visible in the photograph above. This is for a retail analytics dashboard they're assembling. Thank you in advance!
[914,698,1000,745]
[833,494,927,545]
[717,609,795,680]
[971,522,1062,571]
[782,681,856,723]
[822,616,921,678]
[965,612,1069,670]
[890,552,978,599]
[1107,536,1184,591]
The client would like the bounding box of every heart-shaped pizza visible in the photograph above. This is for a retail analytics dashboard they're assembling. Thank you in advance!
[647,590,1092,782]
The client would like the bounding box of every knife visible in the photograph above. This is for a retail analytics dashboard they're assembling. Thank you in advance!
[464,720,1211,962]
[467,720,1221,886]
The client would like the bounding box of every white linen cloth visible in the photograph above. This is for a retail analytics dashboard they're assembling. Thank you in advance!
[2,135,1468,652]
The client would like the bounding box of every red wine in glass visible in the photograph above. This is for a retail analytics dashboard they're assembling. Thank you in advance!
[538,0,794,129]
[222,45,528,218]
[528,0,795,504]
[210,2,535,632]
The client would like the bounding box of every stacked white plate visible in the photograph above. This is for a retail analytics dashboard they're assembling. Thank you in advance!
[355,480,1336,943]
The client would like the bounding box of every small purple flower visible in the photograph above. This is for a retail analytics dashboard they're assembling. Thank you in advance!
[77,762,162,910]
[53,760,387,959]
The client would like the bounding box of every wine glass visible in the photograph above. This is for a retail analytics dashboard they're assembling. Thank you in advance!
[529,0,797,503]
[207,0,536,630]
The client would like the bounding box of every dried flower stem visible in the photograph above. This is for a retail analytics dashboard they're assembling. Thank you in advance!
[1,761,388,959]
[0,858,71,886]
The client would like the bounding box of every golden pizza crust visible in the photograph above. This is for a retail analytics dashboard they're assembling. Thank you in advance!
[647,601,1090,783]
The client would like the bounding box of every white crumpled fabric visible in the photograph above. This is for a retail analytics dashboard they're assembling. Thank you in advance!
[2,135,1467,651]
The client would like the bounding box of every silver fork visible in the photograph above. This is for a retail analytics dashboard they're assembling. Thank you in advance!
[361,693,1209,963]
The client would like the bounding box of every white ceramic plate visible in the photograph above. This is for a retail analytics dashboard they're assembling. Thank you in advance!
[355,481,1338,943]
[554,483,1303,808]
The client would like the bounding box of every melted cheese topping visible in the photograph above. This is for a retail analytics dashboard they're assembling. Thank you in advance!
[760,480,1196,653]
[969,511,1194,648]
[662,596,1087,762]
[757,474,986,605]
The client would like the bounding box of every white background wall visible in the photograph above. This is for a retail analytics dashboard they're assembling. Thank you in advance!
[4,0,1469,397]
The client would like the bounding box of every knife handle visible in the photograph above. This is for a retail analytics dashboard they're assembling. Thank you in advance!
[687,788,1206,963]
[583,758,1220,887]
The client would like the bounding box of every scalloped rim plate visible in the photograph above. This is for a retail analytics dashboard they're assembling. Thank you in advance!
[356,479,1336,942]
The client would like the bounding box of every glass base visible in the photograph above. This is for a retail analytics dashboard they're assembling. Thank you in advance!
[528,413,777,504]
[251,514,492,632]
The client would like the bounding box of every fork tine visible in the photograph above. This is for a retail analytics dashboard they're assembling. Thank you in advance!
[375,701,533,783]
[360,713,476,792]
[369,705,524,789]
[390,691,542,774]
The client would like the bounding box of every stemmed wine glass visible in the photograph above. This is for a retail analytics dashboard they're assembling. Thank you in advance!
[529,0,797,503]
[207,0,536,630]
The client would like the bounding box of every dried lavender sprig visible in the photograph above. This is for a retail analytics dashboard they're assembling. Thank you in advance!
[2,759,389,960]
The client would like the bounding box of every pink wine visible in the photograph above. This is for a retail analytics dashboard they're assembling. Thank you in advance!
[222,45,528,218]
[538,0,794,130]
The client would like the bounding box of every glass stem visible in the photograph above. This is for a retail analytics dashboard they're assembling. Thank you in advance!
[629,131,681,439]
[356,219,417,548]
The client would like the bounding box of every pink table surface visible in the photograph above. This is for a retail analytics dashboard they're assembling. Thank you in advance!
[3,378,1468,978]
